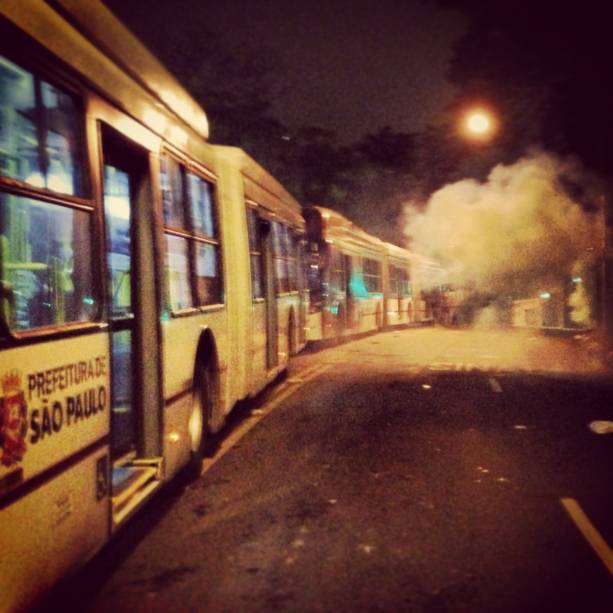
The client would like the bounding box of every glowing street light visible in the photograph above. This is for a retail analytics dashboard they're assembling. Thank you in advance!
[467,111,491,134]
[460,107,497,142]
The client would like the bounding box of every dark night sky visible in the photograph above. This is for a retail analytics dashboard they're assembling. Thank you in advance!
[104,0,467,142]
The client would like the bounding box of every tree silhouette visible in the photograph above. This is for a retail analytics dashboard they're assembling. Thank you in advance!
[340,127,417,244]
[430,0,613,177]
[104,0,418,243]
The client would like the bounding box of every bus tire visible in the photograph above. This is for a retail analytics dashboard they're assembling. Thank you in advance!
[186,362,213,479]
[288,312,297,356]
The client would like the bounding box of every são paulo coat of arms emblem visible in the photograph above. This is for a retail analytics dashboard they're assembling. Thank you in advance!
[0,370,28,468]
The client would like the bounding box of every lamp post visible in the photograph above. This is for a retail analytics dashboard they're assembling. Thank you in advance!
[460,107,498,142]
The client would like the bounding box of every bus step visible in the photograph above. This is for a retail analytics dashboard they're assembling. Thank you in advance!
[111,461,162,528]
[130,456,165,478]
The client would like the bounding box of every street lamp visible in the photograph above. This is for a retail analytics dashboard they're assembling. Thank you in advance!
[460,107,498,142]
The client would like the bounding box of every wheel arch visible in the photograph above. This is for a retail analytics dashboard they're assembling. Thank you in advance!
[287,306,297,356]
[193,327,220,428]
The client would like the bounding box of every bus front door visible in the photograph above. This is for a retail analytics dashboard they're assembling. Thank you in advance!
[344,254,355,328]
[101,125,162,523]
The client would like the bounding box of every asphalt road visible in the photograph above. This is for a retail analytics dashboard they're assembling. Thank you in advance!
[39,326,613,612]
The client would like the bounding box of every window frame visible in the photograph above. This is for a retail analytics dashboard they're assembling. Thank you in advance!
[0,39,101,341]
[400,266,412,298]
[362,257,382,293]
[329,247,346,294]
[159,149,223,315]
[389,264,400,298]
[0,38,92,205]
[246,201,264,302]
[271,219,299,296]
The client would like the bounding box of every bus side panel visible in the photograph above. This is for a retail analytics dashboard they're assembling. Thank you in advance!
[0,450,109,612]
[161,311,227,477]
[250,301,268,394]
[0,334,110,611]
[276,294,299,366]
[399,297,411,324]
[306,311,323,341]
[0,334,110,486]
[162,385,191,480]
[216,165,251,408]
[388,297,411,326]
[387,297,400,327]
[356,296,382,333]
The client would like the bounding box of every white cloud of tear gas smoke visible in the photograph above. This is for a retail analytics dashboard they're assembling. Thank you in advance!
[403,152,604,317]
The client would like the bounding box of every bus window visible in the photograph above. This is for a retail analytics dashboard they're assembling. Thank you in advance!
[271,220,283,257]
[287,229,299,292]
[188,172,216,238]
[246,207,264,299]
[0,193,94,331]
[161,155,191,311]
[401,268,412,298]
[272,222,289,294]
[389,265,399,298]
[0,53,94,332]
[187,172,221,305]
[269,222,300,294]
[363,258,382,293]
[104,165,132,315]
[194,242,221,305]
[160,154,185,230]
[330,249,345,293]
[165,233,191,310]
[282,224,293,257]
[0,54,85,196]
[307,241,324,308]
[160,154,222,310]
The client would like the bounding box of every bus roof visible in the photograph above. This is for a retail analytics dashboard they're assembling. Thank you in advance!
[383,241,415,265]
[306,206,385,257]
[1,0,209,141]
[214,146,304,229]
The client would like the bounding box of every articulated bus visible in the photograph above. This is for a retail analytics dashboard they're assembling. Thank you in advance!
[304,205,429,341]
[382,241,416,327]
[304,206,385,340]
[0,2,306,610]
[410,253,447,323]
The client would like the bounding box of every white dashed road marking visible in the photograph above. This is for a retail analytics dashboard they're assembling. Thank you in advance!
[561,498,613,575]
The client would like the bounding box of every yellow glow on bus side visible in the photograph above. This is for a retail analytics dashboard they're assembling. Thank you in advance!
[143,107,168,136]
[169,125,188,148]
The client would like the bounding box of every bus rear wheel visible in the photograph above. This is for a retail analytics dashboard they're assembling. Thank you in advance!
[187,363,213,478]
[288,314,297,356]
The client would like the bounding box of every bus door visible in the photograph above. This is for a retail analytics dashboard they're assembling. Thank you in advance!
[260,218,278,369]
[397,267,403,314]
[297,237,308,345]
[101,126,162,517]
[344,254,355,328]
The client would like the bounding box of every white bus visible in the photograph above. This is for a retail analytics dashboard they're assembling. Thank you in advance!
[0,2,305,610]
[411,253,447,323]
[304,205,441,342]
[304,205,387,340]
[382,241,415,327]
